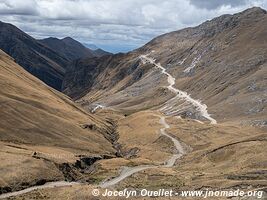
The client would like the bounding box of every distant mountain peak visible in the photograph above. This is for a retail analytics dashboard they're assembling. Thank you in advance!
[61,36,85,47]
[62,36,75,40]
[47,37,59,39]
[39,36,112,61]
[39,36,95,61]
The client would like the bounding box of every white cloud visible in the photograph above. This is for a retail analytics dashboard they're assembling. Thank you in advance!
[0,0,266,52]
[0,0,38,15]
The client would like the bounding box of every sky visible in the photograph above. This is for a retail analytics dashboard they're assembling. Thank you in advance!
[0,0,266,53]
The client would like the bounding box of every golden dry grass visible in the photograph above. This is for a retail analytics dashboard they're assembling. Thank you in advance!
[0,50,116,191]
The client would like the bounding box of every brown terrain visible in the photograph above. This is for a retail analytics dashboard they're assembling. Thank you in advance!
[0,50,117,195]
[0,7,266,200]
[64,7,267,127]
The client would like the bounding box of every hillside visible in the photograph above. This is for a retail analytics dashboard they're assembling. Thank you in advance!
[0,50,116,194]
[0,21,69,90]
[63,7,267,127]
[0,6,266,200]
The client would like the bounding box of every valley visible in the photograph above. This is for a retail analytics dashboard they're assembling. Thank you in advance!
[0,6,266,200]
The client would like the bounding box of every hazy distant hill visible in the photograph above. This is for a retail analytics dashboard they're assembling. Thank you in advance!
[85,43,98,50]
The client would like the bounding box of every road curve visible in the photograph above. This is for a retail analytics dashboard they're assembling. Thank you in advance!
[139,54,217,124]
[99,115,185,188]
[0,116,184,195]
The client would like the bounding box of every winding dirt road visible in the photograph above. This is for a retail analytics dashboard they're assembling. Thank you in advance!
[140,54,217,124]
[99,115,185,188]
[0,53,215,197]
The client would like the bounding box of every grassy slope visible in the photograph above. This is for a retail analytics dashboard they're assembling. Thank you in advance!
[0,50,115,191]
[9,110,266,199]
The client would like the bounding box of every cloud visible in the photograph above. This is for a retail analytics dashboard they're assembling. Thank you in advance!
[0,0,266,52]
[189,0,248,9]
[0,0,38,15]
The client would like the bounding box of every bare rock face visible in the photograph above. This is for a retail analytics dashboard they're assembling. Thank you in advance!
[63,7,267,126]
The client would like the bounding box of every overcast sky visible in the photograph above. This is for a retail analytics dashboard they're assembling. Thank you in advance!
[0,0,266,53]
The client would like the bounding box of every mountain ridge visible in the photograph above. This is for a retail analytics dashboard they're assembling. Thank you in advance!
[0,21,69,90]
[0,22,111,91]
[63,7,267,127]
[39,36,111,60]
[39,36,95,61]
[0,6,266,199]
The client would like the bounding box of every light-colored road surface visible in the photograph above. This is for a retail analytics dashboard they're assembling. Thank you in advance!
[140,54,217,124]
[91,103,105,113]
[99,115,185,188]
[0,181,80,199]
[99,165,155,188]
[99,53,209,188]
[159,116,185,167]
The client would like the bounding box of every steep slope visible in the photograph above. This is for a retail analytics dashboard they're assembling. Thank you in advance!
[0,50,116,193]
[62,54,123,99]
[63,7,267,126]
[0,21,69,90]
[1,8,266,198]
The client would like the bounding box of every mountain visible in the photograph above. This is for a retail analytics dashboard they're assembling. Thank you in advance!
[93,48,112,57]
[0,49,116,193]
[39,37,112,60]
[39,37,95,61]
[63,7,267,127]
[1,7,267,199]
[0,21,111,91]
[0,21,69,90]
[1,48,266,198]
